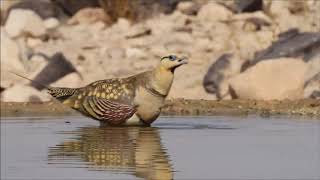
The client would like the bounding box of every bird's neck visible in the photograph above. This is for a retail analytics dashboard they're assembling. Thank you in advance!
[150,66,174,96]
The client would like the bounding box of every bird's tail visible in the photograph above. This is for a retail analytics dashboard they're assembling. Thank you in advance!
[10,71,77,101]
[10,71,49,89]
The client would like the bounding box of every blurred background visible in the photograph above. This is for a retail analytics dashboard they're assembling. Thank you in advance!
[1,0,319,102]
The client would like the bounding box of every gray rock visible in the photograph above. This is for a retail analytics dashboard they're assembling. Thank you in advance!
[30,52,79,90]
[4,0,65,22]
[242,28,320,71]
[234,0,263,13]
[203,54,231,98]
[305,51,320,83]
[304,72,320,99]
[52,0,100,16]
[203,54,245,100]
[310,91,320,99]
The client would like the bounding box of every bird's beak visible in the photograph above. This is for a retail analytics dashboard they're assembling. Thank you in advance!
[178,57,188,65]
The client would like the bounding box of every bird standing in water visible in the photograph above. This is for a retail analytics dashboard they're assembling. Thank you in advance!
[14,55,188,126]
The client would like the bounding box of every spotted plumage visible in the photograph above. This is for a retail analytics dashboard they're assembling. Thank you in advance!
[13,55,188,126]
[48,87,76,99]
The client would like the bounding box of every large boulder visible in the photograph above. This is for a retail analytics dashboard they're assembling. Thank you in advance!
[176,1,201,16]
[197,2,233,22]
[52,0,100,16]
[229,58,308,100]
[266,0,319,32]
[29,52,79,90]
[305,51,320,82]
[304,73,320,99]
[4,0,65,22]
[4,9,46,38]
[0,0,21,24]
[234,0,263,13]
[242,29,320,71]
[203,54,245,99]
[304,56,320,99]
[0,29,23,70]
[0,84,50,102]
[230,11,272,32]
[67,8,111,25]
[99,0,178,22]
[51,72,83,88]
[0,29,25,88]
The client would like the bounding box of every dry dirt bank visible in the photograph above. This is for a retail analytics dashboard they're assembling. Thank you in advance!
[1,99,319,118]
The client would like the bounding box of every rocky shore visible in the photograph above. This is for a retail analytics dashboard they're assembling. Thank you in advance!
[1,99,320,118]
[1,0,319,102]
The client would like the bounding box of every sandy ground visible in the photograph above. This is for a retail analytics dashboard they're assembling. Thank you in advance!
[1,99,319,118]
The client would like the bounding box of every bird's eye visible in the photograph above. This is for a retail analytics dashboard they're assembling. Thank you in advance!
[168,55,177,61]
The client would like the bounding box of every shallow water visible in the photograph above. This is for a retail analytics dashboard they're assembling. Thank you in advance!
[1,116,320,180]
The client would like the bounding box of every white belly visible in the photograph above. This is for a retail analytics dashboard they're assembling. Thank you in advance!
[124,114,145,126]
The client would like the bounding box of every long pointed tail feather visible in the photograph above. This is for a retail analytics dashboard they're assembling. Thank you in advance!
[9,71,50,90]
[10,71,77,101]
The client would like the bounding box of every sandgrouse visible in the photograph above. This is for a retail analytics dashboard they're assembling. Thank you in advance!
[15,55,188,126]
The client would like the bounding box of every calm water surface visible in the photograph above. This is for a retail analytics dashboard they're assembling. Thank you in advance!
[1,116,320,180]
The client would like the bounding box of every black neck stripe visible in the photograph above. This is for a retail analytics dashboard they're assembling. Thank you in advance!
[145,85,167,98]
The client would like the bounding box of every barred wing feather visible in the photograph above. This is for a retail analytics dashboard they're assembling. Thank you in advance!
[82,96,136,125]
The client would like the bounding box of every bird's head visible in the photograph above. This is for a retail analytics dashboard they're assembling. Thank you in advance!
[159,55,188,72]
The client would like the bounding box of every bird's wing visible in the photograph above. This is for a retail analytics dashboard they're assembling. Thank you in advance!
[82,96,136,125]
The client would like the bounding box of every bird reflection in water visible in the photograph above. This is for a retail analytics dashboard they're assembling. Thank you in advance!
[48,126,173,180]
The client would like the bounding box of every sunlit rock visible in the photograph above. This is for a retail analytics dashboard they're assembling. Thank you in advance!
[229,58,307,100]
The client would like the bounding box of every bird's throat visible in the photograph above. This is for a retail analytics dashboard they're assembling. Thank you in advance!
[151,66,174,96]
